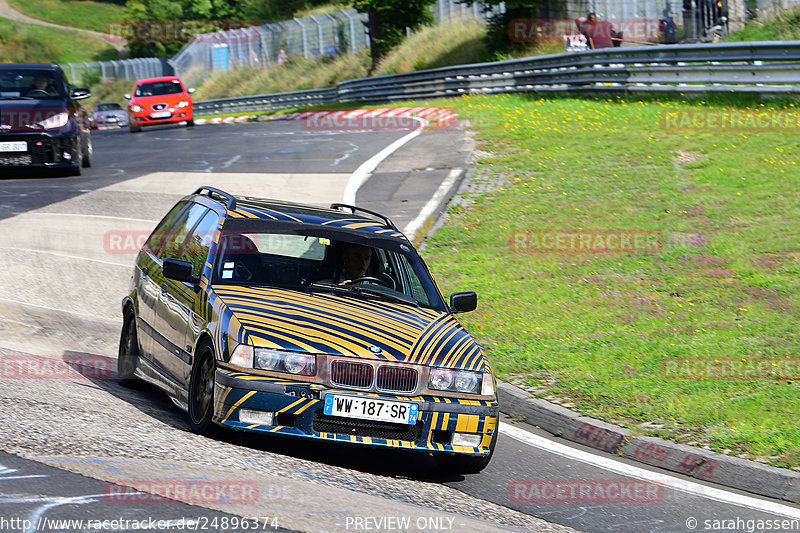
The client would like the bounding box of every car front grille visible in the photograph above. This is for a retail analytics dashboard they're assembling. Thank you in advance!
[330,360,373,389]
[152,103,167,110]
[0,138,56,166]
[376,365,418,393]
[312,413,423,442]
[329,360,418,393]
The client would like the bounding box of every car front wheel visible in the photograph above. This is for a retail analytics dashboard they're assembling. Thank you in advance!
[188,340,215,434]
[117,309,139,385]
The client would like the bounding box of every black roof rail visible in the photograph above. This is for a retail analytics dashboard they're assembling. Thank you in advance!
[330,203,398,231]
[194,186,236,210]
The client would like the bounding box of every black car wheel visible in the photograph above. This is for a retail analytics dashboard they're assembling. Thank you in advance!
[130,121,142,133]
[117,309,139,385]
[188,340,215,434]
[434,427,498,475]
[81,135,92,168]
[186,118,194,127]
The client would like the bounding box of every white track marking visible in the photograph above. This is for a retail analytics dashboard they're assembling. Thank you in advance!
[0,247,129,267]
[500,422,800,519]
[403,168,462,239]
[343,117,427,205]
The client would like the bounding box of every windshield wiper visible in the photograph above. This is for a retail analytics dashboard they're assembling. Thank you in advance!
[306,282,418,307]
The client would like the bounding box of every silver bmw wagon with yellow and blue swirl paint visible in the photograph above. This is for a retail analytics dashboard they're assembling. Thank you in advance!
[119,186,498,473]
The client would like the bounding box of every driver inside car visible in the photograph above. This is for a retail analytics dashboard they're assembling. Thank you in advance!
[334,242,372,283]
[27,74,55,96]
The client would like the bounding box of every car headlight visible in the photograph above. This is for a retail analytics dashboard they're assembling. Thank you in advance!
[177,100,190,108]
[37,112,69,129]
[255,348,316,376]
[130,105,143,112]
[429,369,488,395]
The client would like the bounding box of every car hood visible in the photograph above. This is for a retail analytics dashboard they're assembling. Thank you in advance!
[0,100,69,131]
[211,285,488,372]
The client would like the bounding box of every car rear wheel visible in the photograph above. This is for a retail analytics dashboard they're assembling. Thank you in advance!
[81,135,92,168]
[117,309,139,385]
[434,427,498,475]
[188,340,215,434]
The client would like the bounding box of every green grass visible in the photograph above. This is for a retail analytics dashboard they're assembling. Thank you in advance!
[7,0,125,34]
[0,17,117,63]
[421,93,800,470]
[728,7,800,41]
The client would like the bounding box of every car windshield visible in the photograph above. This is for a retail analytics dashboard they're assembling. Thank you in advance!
[134,80,184,97]
[212,231,445,310]
[0,69,65,99]
[97,103,122,110]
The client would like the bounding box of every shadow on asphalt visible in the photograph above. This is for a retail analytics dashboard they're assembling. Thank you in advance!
[67,353,466,484]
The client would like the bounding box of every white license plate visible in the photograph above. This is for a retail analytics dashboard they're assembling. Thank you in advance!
[150,111,171,119]
[324,394,418,425]
[0,142,27,152]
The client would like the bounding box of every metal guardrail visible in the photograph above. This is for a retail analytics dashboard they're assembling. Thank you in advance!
[193,41,800,115]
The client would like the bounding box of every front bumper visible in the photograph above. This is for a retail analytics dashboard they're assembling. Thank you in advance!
[130,109,192,126]
[0,131,79,168]
[213,369,499,456]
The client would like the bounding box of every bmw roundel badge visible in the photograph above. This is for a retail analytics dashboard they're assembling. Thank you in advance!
[369,345,382,354]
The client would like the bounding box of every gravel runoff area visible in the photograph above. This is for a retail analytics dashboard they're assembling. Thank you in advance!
[0,348,579,533]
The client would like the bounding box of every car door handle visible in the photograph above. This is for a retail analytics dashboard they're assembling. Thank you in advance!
[161,283,169,294]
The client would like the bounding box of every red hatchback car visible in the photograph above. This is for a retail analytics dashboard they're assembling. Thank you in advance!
[125,76,194,132]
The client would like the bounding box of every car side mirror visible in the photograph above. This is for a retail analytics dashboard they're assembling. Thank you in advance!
[71,88,91,100]
[123,94,131,100]
[188,88,195,93]
[450,292,477,314]
[163,257,197,284]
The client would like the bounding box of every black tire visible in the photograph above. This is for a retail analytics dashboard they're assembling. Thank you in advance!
[81,135,92,168]
[188,340,216,434]
[117,309,140,385]
[130,121,141,133]
[434,428,498,475]
[186,118,194,127]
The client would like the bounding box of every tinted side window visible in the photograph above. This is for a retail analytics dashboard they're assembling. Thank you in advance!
[145,201,186,254]
[162,203,210,259]
[179,210,219,277]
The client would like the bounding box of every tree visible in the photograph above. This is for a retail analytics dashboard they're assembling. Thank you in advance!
[462,0,551,57]
[124,0,246,57]
[353,0,437,69]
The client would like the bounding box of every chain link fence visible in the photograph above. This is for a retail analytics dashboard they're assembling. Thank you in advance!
[61,1,506,85]
[167,9,369,87]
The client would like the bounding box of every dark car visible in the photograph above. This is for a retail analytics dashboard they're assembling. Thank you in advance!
[119,187,498,474]
[0,64,93,176]
[124,76,194,132]
[94,101,128,128]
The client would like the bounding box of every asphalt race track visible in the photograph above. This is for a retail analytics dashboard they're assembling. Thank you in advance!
[0,121,798,533]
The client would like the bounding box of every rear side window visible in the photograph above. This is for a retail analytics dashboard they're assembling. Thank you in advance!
[161,203,211,259]
[179,210,219,277]
[145,201,186,254]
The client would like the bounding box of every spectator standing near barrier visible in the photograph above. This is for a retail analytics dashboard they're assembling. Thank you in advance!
[277,49,287,65]
[575,13,619,49]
